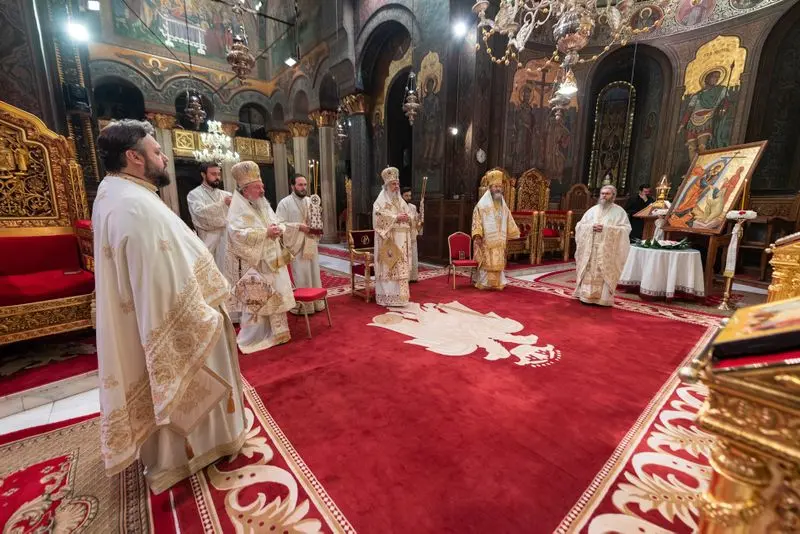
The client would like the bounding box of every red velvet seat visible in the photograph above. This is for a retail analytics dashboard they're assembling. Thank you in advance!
[0,234,94,306]
[287,265,332,339]
[448,232,478,289]
[542,228,560,238]
[451,259,479,267]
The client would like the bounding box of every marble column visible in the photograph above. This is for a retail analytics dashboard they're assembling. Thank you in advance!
[287,121,314,182]
[310,110,339,243]
[146,113,180,215]
[341,93,371,222]
[268,130,292,201]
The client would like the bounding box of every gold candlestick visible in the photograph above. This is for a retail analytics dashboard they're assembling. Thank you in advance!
[653,174,671,209]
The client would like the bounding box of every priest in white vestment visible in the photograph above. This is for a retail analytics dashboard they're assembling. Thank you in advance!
[573,185,632,306]
[402,187,423,282]
[276,174,324,314]
[226,161,296,353]
[93,120,245,495]
[373,167,413,307]
[187,162,232,271]
[471,170,520,290]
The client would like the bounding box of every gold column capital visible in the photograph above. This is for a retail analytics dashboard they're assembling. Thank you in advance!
[146,112,177,130]
[309,109,338,128]
[286,121,315,138]
[221,122,239,137]
[341,93,370,115]
[268,130,291,145]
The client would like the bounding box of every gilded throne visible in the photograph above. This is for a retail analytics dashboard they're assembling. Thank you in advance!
[0,101,94,345]
[517,168,572,264]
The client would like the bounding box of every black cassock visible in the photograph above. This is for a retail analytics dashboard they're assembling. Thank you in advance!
[625,195,655,240]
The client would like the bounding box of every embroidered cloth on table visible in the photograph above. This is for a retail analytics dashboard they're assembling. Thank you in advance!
[619,247,706,299]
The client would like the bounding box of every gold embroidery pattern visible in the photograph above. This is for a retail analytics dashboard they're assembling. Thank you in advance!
[119,299,134,314]
[194,251,230,306]
[101,375,119,389]
[103,245,113,259]
[100,375,155,467]
[159,239,171,251]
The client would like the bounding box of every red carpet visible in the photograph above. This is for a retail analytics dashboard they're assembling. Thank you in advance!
[0,383,352,533]
[0,334,97,397]
[240,273,709,532]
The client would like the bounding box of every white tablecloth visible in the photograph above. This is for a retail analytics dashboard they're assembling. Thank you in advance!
[619,247,705,298]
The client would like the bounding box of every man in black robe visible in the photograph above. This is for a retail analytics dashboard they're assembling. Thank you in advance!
[625,184,654,240]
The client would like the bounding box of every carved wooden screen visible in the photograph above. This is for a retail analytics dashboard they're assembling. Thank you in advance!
[588,81,636,193]
[516,168,550,211]
[0,101,88,235]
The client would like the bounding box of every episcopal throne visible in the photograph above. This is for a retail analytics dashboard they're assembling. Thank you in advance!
[517,168,572,264]
[345,178,375,302]
[0,101,94,345]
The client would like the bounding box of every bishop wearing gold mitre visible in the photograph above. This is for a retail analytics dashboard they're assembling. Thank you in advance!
[471,169,520,290]
[373,167,413,307]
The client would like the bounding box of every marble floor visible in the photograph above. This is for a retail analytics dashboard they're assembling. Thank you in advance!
[0,258,765,438]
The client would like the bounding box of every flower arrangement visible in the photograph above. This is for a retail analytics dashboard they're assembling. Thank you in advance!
[634,237,691,250]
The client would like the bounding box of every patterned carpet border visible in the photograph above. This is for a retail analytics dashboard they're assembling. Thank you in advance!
[555,326,717,533]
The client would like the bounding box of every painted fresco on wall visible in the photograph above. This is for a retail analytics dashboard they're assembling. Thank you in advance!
[676,0,716,26]
[420,51,443,168]
[631,5,665,30]
[671,36,746,186]
[730,0,766,9]
[110,0,256,61]
[588,82,636,191]
[505,58,577,185]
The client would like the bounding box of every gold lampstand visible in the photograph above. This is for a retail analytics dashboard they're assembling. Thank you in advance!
[718,184,750,311]
[652,174,671,209]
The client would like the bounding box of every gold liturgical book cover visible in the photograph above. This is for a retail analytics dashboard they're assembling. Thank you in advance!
[712,296,800,359]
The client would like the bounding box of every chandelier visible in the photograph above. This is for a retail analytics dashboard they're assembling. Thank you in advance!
[226,0,255,82]
[473,0,666,106]
[403,71,421,126]
[193,120,240,163]
[184,92,207,129]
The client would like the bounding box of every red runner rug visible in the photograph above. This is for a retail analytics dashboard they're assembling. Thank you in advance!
[0,334,97,398]
[240,273,712,532]
[0,382,353,533]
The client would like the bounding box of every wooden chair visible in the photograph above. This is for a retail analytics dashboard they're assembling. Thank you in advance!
[509,211,538,264]
[741,193,800,280]
[478,167,516,210]
[561,184,593,259]
[345,178,375,302]
[0,101,94,345]
[287,265,331,339]
[448,232,479,289]
[534,210,573,263]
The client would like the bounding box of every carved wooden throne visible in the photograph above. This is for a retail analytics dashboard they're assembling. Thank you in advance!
[562,184,593,259]
[345,178,375,302]
[517,168,572,263]
[0,101,94,345]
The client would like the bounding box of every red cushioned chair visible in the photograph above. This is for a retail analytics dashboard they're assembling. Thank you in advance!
[448,232,479,289]
[287,265,331,339]
[534,210,574,263]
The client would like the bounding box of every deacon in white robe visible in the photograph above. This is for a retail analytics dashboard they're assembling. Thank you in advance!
[573,185,632,306]
[373,167,413,307]
[93,120,245,495]
[276,175,324,314]
[402,187,423,282]
[187,162,232,271]
[471,170,520,290]
[226,161,296,353]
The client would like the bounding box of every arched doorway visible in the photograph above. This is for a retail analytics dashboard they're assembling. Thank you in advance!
[93,79,145,120]
[746,2,800,193]
[238,103,270,139]
[583,44,672,197]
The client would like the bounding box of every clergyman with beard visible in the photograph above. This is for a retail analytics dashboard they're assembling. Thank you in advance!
[373,167,414,307]
[470,170,520,290]
[187,162,232,271]
[92,119,246,494]
[573,185,631,306]
[275,174,325,315]
[226,161,296,353]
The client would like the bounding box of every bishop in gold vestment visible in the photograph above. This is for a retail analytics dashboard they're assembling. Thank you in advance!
[93,120,245,495]
[373,167,413,307]
[573,185,631,306]
[471,171,520,290]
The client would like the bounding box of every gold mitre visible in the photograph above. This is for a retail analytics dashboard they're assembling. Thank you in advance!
[485,169,504,187]
[232,161,261,188]
[381,166,399,184]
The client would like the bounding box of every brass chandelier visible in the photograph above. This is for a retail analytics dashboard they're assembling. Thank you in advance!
[473,0,668,107]
[226,0,256,82]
